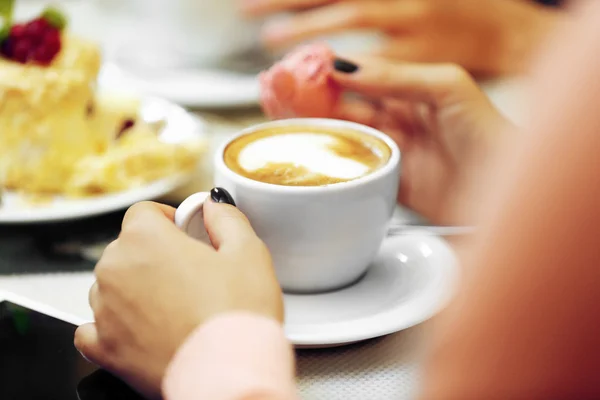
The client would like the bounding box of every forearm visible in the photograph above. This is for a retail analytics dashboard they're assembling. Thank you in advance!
[419,1,600,397]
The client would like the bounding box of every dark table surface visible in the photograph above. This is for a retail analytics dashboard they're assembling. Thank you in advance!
[0,211,125,276]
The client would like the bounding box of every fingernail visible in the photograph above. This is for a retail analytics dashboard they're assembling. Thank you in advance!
[210,187,236,206]
[334,58,359,74]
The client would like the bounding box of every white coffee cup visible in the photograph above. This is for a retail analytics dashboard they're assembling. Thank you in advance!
[175,119,401,293]
[91,0,261,67]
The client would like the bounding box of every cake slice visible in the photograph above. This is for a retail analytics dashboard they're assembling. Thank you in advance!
[0,11,103,194]
[0,5,205,199]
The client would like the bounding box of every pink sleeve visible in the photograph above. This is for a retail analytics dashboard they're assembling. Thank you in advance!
[163,312,298,400]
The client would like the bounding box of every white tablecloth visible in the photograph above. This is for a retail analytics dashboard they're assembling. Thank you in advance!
[0,271,425,400]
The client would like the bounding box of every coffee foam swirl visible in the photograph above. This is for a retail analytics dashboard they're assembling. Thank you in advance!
[238,133,371,181]
[224,125,391,187]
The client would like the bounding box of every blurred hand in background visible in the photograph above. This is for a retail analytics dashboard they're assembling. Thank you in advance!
[242,0,564,77]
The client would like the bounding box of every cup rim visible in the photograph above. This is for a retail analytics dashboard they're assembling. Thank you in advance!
[214,118,401,193]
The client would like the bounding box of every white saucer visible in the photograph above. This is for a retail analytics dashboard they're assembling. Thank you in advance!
[285,234,458,348]
[0,96,208,224]
[0,234,458,349]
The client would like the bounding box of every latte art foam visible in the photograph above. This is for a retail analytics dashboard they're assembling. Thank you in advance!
[238,133,371,181]
[224,125,391,187]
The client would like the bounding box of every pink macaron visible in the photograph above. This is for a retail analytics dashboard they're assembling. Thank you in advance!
[259,43,342,119]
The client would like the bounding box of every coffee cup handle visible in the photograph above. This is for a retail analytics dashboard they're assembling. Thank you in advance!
[175,192,212,244]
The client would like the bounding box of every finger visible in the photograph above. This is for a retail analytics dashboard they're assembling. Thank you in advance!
[332,57,481,107]
[330,37,418,70]
[374,37,471,66]
[88,281,100,311]
[121,202,177,232]
[153,203,177,221]
[334,47,388,63]
[335,97,414,150]
[202,199,261,253]
[371,37,426,62]
[74,323,106,367]
[378,99,420,150]
[337,92,416,131]
[262,1,419,48]
[335,98,379,127]
[240,0,334,16]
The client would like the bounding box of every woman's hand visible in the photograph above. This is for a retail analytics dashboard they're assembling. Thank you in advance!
[74,198,283,399]
[242,0,562,76]
[331,58,511,224]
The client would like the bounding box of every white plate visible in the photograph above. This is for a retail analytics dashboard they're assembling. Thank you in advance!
[286,234,458,348]
[0,96,208,224]
[95,33,379,109]
[99,60,527,123]
[98,62,260,110]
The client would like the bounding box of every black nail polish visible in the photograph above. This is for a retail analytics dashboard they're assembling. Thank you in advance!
[334,58,359,74]
[210,187,236,206]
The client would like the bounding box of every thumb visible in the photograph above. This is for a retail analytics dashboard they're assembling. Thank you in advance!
[203,189,260,252]
[332,57,482,107]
